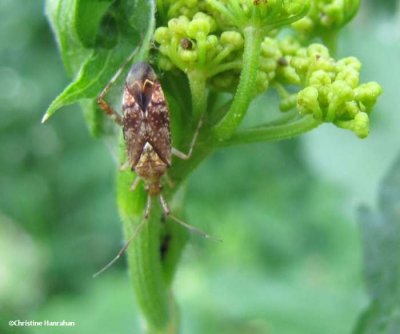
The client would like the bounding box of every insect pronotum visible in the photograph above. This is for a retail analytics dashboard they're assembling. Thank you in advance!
[94,58,215,277]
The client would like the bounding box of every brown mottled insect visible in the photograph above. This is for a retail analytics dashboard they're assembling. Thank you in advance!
[94,60,213,277]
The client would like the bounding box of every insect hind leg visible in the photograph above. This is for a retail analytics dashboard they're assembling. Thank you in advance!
[92,216,149,278]
[171,119,203,160]
[159,194,220,241]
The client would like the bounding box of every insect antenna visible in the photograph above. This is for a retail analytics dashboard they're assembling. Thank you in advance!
[159,194,222,242]
[92,217,149,278]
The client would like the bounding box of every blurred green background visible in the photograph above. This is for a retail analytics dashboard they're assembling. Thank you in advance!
[0,1,399,333]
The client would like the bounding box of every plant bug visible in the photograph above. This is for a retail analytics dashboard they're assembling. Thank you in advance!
[94,58,215,277]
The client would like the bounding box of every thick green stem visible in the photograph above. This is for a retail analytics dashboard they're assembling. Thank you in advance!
[117,145,172,332]
[221,116,321,146]
[212,26,263,142]
[117,167,184,333]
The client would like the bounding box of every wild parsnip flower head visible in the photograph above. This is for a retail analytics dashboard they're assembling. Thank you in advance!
[154,0,381,138]
[293,45,381,138]
[154,12,244,77]
[292,0,360,40]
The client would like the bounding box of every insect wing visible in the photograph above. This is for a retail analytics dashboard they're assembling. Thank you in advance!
[146,81,171,166]
[122,89,146,167]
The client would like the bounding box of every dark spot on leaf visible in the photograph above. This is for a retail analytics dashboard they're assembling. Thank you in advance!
[160,234,172,260]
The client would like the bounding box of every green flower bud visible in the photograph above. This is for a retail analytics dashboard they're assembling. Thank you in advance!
[352,112,369,138]
[154,27,171,44]
[336,68,359,88]
[220,31,244,49]
[326,80,354,121]
[168,16,190,35]
[186,12,216,38]
[278,66,301,84]
[187,17,211,38]
[292,16,314,33]
[309,70,331,87]
[260,58,277,73]
[279,37,301,56]
[261,38,281,58]
[335,112,369,139]
[290,55,309,74]
[158,56,175,71]
[354,82,383,111]
[280,94,297,112]
[206,35,219,50]
[297,86,322,119]
[337,57,361,71]
[307,44,330,58]
[179,49,198,62]
[344,101,360,118]
[283,0,307,15]
[256,71,269,92]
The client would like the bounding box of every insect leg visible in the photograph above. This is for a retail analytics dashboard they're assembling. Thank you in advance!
[92,217,149,278]
[119,160,131,171]
[97,48,140,125]
[144,194,152,219]
[130,176,142,191]
[164,173,175,188]
[171,119,203,160]
[159,194,220,241]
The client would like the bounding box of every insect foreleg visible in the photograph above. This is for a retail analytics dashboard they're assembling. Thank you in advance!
[119,160,131,171]
[172,119,203,160]
[97,48,140,125]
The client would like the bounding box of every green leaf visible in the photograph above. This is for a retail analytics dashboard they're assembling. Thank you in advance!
[43,0,155,131]
[42,45,131,124]
[75,0,115,48]
[45,0,91,75]
[354,153,400,334]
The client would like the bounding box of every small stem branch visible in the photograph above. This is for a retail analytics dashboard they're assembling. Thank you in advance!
[212,26,263,141]
[187,70,207,124]
[220,116,321,147]
[321,30,338,56]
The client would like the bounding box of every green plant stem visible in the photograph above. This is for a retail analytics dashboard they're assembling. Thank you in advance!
[212,25,263,142]
[220,116,321,146]
[117,140,172,332]
[187,70,207,124]
[321,30,338,56]
[137,1,156,62]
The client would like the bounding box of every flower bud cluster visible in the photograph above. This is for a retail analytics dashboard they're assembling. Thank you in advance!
[292,0,359,40]
[254,38,381,137]
[154,0,381,138]
[154,12,244,78]
[158,0,207,20]
[206,0,310,30]
[292,44,381,138]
